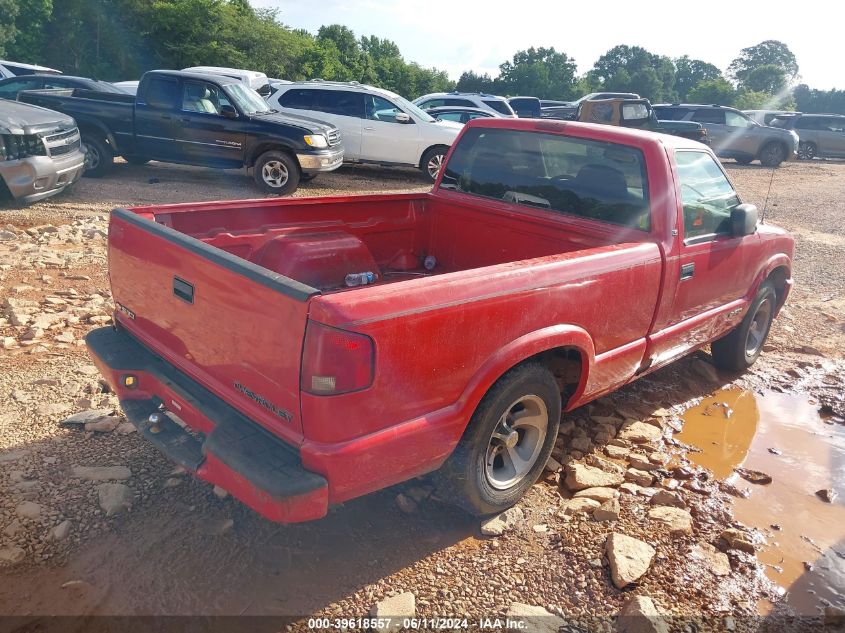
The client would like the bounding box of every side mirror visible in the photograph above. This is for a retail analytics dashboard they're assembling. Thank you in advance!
[220,105,238,119]
[732,203,758,237]
[394,112,411,124]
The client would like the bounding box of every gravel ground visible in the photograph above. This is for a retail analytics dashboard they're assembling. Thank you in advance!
[0,158,843,630]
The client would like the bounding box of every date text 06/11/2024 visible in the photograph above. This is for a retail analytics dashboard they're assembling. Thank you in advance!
[306,617,529,629]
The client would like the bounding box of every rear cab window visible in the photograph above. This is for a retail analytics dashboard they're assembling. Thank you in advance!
[439,127,651,231]
[140,76,180,109]
[675,150,740,241]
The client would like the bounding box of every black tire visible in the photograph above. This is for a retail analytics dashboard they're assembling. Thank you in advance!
[253,150,300,195]
[434,363,561,516]
[759,142,786,167]
[300,173,317,182]
[420,145,449,182]
[711,281,777,371]
[735,157,753,165]
[81,135,114,178]
[123,155,150,166]
[798,142,817,160]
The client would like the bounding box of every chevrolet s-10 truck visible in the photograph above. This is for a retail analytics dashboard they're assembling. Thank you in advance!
[86,118,794,522]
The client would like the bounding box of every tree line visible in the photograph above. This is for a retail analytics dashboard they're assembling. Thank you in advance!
[0,0,841,114]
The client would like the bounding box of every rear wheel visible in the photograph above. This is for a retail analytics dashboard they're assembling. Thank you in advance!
[711,282,777,371]
[759,142,786,167]
[254,150,300,196]
[81,135,114,178]
[798,141,817,160]
[434,363,561,516]
[421,146,448,182]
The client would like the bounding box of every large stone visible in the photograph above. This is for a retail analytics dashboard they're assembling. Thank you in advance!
[506,603,565,633]
[626,468,655,487]
[650,490,686,508]
[617,421,662,444]
[0,546,26,565]
[606,533,656,589]
[480,506,523,536]
[559,497,601,516]
[50,520,72,541]
[564,463,624,491]
[71,465,131,481]
[628,453,660,471]
[85,417,121,433]
[720,528,756,554]
[3,519,23,537]
[574,487,619,503]
[59,409,114,427]
[593,498,620,522]
[648,506,693,535]
[617,595,670,633]
[690,543,731,576]
[16,501,42,520]
[97,483,132,516]
[371,592,415,631]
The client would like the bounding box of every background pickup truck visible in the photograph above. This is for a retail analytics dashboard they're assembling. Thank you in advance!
[18,70,343,195]
[87,118,794,523]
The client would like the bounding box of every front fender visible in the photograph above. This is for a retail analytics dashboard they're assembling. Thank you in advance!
[749,252,792,309]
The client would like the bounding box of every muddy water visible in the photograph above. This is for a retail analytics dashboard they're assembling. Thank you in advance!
[678,388,845,614]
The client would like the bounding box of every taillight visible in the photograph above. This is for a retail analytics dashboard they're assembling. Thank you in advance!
[301,322,374,395]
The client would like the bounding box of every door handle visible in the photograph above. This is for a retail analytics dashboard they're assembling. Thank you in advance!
[680,263,695,280]
[363,126,374,131]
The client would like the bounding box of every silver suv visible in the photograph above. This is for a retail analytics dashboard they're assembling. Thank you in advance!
[770,114,845,160]
[653,104,798,167]
[413,92,516,117]
[1,100,86,205]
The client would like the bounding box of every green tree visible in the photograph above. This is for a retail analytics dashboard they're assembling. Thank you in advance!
[587,45,676,101]
[793,84,845,114]
[497,47,578,99]
[674,55,723,101]
[687,78,736,105]
[0,0,19,57]
[743,64,787,94]
[733,90,773,110]
[728,40,798,88]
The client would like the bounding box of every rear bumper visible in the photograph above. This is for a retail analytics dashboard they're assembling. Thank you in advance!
[86,326,328,523]
[1,150,85,203]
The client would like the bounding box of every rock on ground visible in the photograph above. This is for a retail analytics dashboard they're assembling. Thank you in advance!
[650,489,686,508]
[617,595,670,633]
[50,520,72,541]
[16,501,42,520]
[59,409,114,427]
[370,591,415,631]
[559,497,600,516]
[647,506,693,535]
[720,528,756,554]
[617,421,662,444]
[593,498,620,522]
[690,543,731,576]
[480,506,524,536]
[506,603,565,633]
[574,486,619,503]
[0,546,26,565]
[97,483,132,516]
[606,533,656,589]
[564,463,624,491]
[71,465,131,481]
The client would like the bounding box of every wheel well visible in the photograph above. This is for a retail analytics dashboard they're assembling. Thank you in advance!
[522,346,584,408]
[419,144,450,169]
[766,266,789,306]
[0,175,12,202]
[248,144,295,169]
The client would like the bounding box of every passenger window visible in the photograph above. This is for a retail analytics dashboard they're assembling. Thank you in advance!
[278,88,314,110]
[445,98,475,107]
[675,151,739,240]
[420,98,444,108]
[318,90,364,118]
[0,79,33,98]
[142,77,179,109]
[366,95,405,122]
[436,112,463,122]
[692,109,726,125]
[725,111,751,128]
[824,118,845,133]
[182,82,224,115]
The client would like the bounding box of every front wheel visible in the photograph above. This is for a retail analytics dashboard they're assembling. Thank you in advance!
[711,282,777,371]
[434,363,561,516]
[759,142,786,167]
[798,142,817,160]
[254,150,300,196]
[81,136,114,178]
[421,146,448,182]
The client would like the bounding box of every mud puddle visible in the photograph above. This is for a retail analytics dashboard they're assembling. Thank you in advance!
[677,387,845,614]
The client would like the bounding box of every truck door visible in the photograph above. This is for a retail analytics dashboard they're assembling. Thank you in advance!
[176,79,244,167]
[649,150,760,366]
[134,75,180,158]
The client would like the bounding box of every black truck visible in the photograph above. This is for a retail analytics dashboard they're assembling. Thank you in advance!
[18,70,344,195]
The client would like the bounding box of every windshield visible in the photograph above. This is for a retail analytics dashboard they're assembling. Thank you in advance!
[225,83,273,114]
[393,95,435,122]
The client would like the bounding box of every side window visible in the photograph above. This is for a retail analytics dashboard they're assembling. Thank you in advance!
[445,98,475,107]
[317,90,363,118]
[182,81,225,115]
[42,78,68,90]
[483,100,512,115]
[365,95,404,122]
[692,109,726,125]
[277,88,314,110]
[725,111,751,128]
[142,77,179,109]
[828,118,845,133]
[419,98,444,108]
[0,79,34,98]
[675,151,740,240]
[435,112,463,123]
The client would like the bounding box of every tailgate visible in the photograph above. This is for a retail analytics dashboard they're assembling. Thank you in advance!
[107,208,318,443]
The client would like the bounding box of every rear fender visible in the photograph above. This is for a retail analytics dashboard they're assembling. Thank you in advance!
[75,116,119,151]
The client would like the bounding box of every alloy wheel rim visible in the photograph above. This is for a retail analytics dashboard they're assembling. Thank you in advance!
[261,160,289,188]
[484,394,548,490]
[746,297,773,356]
[86,146,100,170]
[427,154,444,179]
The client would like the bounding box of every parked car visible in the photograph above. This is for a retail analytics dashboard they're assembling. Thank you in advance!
[508,96,541,118]
[743,109,801,126]
[0,60,61,80]
[0,99,85,205]
[577,98,710,144]
[539,99,569,108]
[541,92,641,120]
[413,91,516,117]
[0,75,124,100]
[769,113,845,160]
[653,104,798,166]
[182,66,271,97]
[268,80,462,181]
[86,117,793,523]
[18,70,343,195]
[112,80,139,95]
[426,106,502,124]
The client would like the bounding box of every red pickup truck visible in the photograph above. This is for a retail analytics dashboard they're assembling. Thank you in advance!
[86,118,794,523]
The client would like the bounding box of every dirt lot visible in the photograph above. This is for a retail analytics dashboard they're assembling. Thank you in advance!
[0,159,843,631]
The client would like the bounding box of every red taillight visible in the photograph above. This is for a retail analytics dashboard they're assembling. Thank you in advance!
[301,322,374,395]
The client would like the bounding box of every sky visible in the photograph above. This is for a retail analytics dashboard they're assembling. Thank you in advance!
[252,0,842,90]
